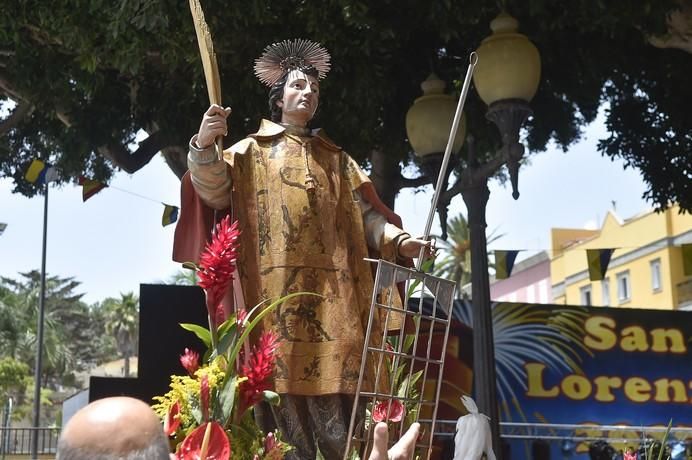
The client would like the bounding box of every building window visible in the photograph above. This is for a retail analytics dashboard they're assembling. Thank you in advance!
[616,271,631,303]
[580,285,592,306]
[602,278,610,306]
[650,259,661,292]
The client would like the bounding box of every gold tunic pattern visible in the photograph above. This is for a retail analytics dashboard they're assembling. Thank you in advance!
[224,121,393,395]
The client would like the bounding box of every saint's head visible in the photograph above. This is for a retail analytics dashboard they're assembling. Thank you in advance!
[254,39,330,126]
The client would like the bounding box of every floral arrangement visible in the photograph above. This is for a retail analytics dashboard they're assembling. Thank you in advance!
[347,335,423,459]
[152,216,303,460]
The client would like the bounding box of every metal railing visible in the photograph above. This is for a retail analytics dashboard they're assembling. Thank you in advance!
[432,419,692,440]
[0,428,60,457]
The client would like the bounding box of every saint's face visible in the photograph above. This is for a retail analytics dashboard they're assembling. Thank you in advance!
[278,70,320,126]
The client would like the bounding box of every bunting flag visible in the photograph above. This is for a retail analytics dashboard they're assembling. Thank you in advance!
[0,223,6,236]
[78,176,108,202]
[25,159,58,184]
[162,204,179,226]
[495,250,520,279]
[682,244,692,277]
[586,248,615,281]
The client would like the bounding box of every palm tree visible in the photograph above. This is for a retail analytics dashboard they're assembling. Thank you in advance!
[434,213,503,297]
[166,269,198,286]
[104,292,139,377]
[0,272,78,387]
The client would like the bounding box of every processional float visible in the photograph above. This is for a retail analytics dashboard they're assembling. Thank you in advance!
[187,1,479,455]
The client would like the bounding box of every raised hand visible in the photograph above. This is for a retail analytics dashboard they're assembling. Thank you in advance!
[196,104,232,149]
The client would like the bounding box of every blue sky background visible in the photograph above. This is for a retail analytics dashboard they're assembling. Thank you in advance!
[0,109,650,304]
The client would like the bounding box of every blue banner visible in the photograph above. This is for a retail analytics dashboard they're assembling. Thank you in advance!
[432,300,692,459]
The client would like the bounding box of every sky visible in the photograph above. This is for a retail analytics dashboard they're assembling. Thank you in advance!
[0,109,650,304]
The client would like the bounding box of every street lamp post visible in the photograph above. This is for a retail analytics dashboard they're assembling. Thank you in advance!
[406,73,466,240]
[406,12,540,458]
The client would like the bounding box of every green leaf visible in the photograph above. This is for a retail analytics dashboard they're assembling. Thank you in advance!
[218,375,238,426]
[393,361,409,388]
[210,324,237,360]
[262,390,280,406]
[179,323,211,348]
[217,317,236,337]
[403,334,416,354]
[347,448,361,460]
[407,258,435,298]
[181,261,199,271]
[397,369,423,399]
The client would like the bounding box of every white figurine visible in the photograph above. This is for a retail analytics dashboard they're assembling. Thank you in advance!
[454,395,497,460]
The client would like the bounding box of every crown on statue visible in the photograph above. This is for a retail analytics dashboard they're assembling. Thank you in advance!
[254,39,331,87]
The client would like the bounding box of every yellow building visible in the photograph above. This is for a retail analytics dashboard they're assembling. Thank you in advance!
[550,205,692,309]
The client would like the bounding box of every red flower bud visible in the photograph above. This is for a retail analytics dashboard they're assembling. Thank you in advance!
[180,348,200,376]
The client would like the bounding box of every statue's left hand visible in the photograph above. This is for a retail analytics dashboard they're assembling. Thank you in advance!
[398,236,436,259]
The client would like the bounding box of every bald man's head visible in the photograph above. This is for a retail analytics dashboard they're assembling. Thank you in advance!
[57,396,170,460]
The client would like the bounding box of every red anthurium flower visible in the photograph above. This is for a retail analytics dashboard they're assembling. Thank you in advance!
[180,348,200,376]
[163,401,181,436]
[200,374,210,422]
[372,399,405,423]
[197,216,240,326]
[176,422,230,460]
[239,331,279,413]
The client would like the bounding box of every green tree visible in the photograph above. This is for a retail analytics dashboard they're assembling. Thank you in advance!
[0,272,112,387]
[0,357,30,408]
[434,212,502,297]
[1,272,75,387]
[103,292,139,378]
[166,268,198,286]
[1,1,690,210]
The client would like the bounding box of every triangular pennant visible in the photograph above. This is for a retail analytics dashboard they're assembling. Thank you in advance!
[586,248,615,281]
[25,159,58,184]
[495,250,520,279]
[162,204,179,227]
[682,244,692,277]
[78,176,108,201]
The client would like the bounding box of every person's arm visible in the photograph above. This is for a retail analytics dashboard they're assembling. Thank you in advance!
[359,192,410,257]
[188,135,231,210]
[187,104,232,210]
[359,193,434,259]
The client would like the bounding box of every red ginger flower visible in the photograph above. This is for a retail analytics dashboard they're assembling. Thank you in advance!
[180,348,200,376]
[372,399,405,423]
[197,216,240,326]
[239,331,279,413]
[200,374,210,422]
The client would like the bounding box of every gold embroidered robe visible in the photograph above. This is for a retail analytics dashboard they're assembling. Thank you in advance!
[222,121,398,395]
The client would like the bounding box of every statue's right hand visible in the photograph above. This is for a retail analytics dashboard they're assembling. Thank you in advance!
[196,104,232,149]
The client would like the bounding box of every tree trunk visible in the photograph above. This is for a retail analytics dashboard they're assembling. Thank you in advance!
[368,148,400,210]
[124,352,130,378]
[162,145,189,180]
[648,1,692,54]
